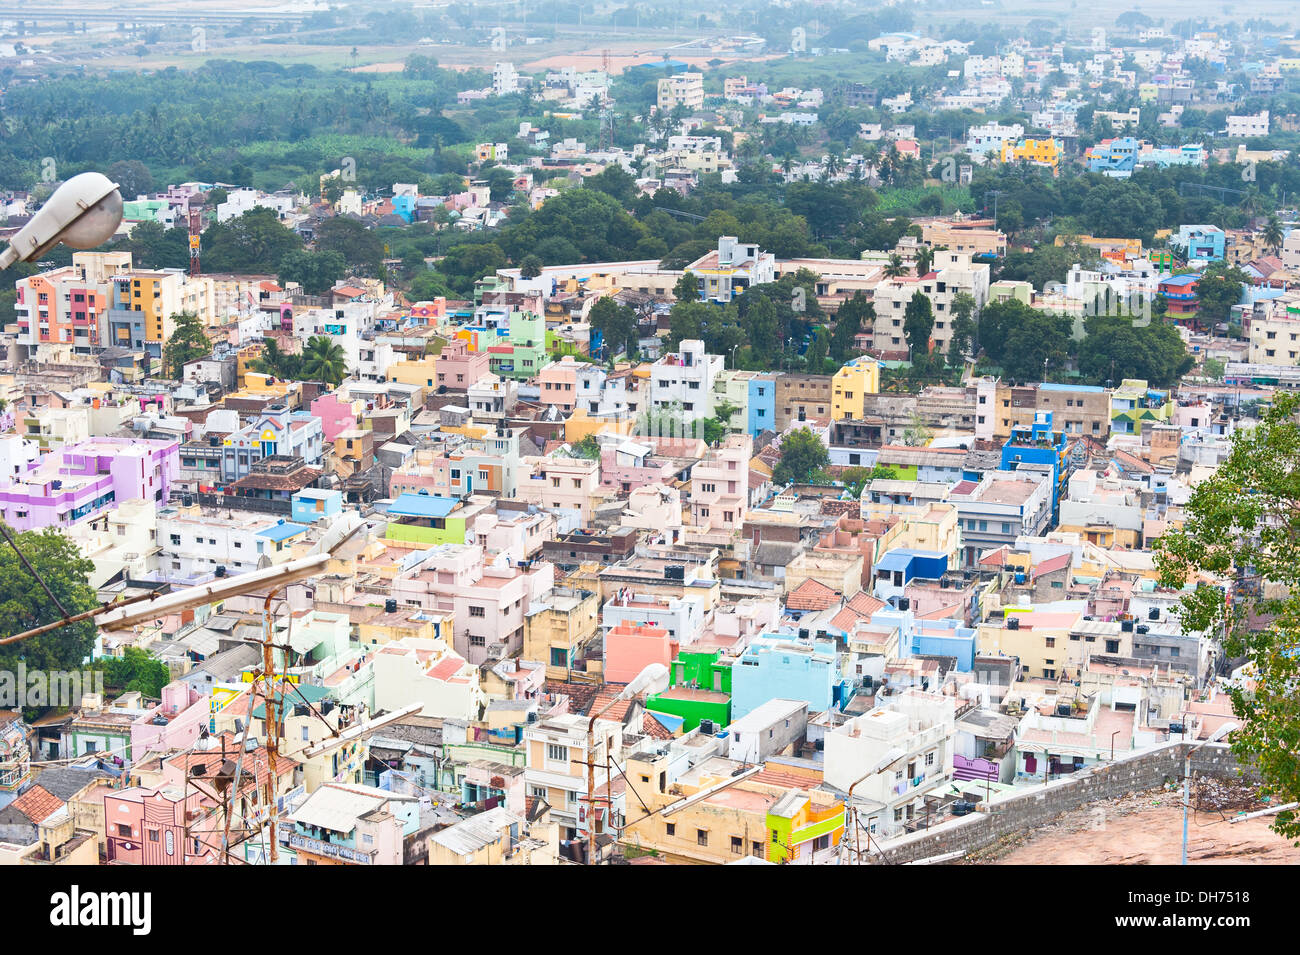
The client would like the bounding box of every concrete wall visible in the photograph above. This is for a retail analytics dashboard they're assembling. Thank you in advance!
[863,742,1252,864]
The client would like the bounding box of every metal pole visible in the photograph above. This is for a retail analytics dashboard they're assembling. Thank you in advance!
[262,588,283,863]
[1181,752,1191,866]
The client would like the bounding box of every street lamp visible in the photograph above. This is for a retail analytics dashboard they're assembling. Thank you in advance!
[1181,722,1237,866]
[0,172,123,270]
[585,662,670,864]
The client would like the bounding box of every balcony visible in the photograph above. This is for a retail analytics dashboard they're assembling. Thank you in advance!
[287,831,374,864]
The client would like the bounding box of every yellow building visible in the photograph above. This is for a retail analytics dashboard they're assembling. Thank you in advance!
[522,587,600,681]
[832,356,881,421]
[387,355,441,389]
[978,607,1082,681]
[1000,138,1062,171]
[621,752,844,865]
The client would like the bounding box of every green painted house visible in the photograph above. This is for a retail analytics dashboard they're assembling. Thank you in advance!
[646,650,732,731]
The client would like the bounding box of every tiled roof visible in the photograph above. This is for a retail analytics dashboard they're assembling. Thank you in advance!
[10,784,63,824]
[642,713,675,740]
[786,578,841,611]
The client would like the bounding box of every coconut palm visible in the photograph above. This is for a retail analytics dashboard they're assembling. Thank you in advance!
[1262,214,1284,255]
[301,335,349,386]
[915,244,934,277]
[883,253,909,278]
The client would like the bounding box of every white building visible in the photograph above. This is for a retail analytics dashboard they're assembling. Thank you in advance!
[371,637,485,721]
[649,339,724,422]
[1226,111,1270,138]
[825,690,956,839]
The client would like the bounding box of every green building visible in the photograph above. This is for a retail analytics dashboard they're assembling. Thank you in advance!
[646,651,732,731]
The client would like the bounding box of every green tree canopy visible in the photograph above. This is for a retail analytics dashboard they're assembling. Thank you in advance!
[1154,391,1300,841]
[163,312,211,379]
[773,428,831,485]
[278,249,347,296]
[0,526,98,679]
[1077,315,1193,387]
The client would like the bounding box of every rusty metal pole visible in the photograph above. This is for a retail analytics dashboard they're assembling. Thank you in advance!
[586,712,598,865]
[263,588,282,863]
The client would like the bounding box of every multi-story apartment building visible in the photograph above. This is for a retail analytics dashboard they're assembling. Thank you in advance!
[523,713,624,845]
[824,690,956,839]
[684,236,776,304]
[947,469,1052,568]
[0,437,177,532]
[649,339,723,423]
[832,356,882,421]
[522,586,600,680]
[868,251,990,360]
[656,72,704,110]
[689,434,752,531]
[774,373,833,429]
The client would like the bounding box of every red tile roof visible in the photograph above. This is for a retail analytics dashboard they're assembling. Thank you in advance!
[785,578,841,611]
[10,784,63,824]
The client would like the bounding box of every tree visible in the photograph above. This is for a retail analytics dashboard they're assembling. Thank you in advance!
[163,312,211,379]
[0,525,98,681]
[408,270,456,302]
[1262,214,1284,255]
[314,216,384,276]
[840,465,897,498]
[903,291,934,362]
[587,296,638,360]
[1154,391,1300,842]
[251,338,303,381]
[915,244,934,277]
[97,646,170,698]
[947,291,978,366]
[1203,357,1226,380]
[831,293,872,362]
[674,271,700,303]
[300,335,348,386]
[440,243,506,294]
[1000,311,1075,383]
[1077,315,1193,387]
[773,428,830,485]
[519,254,543,279]
[1194,262,1250,329]
[108,159,154,199]
[278,249,347,296]
[201,207,302,274]
[883,252,909,278]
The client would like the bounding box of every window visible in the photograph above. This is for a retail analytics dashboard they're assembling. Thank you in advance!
[731,836,743,854]
[813,833,831,852]
[469,606,486,617]
[697,829,709,846]
[546,743,566,761]
[148,829,159,842]
[117,824,132,837]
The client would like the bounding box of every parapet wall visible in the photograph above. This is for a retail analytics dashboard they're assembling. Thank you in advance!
[866,742,1250,864]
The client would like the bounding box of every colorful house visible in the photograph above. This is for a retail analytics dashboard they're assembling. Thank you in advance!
[645,650,732,731]
[1110,379,1174,436]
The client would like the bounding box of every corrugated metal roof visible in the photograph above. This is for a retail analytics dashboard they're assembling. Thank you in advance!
[388,493,460,519]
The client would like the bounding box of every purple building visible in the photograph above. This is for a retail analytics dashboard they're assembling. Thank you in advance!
[0,437,179,530]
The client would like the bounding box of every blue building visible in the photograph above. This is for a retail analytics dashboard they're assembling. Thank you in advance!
[1171,224,1226,262]
[1001,410,1070,522]
[730,633,846,720]
[908,618,977,671]
[291,488,343,525]
[871,549,949,605]
[1087,136,1141,177]
[747,373,776,437]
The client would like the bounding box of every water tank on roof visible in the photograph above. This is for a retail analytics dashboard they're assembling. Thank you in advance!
[385,598,398,613]
[699,719,715,736]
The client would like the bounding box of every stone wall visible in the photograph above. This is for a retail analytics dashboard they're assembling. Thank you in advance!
[863,741,1251,864]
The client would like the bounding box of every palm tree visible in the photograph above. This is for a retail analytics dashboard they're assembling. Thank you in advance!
[780,152,796,178]
[301,335,349,386]
[823,150,843,179]
[915,245,934,277]
[883,253,908,278]
[1262,214,1284,255]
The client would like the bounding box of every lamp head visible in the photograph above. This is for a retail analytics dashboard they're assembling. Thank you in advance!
[1,172,123,269]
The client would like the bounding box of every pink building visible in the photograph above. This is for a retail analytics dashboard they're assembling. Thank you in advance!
[517,455,601,522]
[604,621,678,684]
[434,339,491,392]
[129,681,208,759]
[0,436,177,531]
[537,355,581,412]
[689,434,751,531]
[391,545,555,664]
[104,786,214,865]
[310,392,362,443]
[600,444,683,494]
